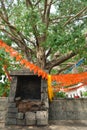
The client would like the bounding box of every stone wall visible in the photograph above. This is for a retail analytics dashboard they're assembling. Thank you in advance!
[49,98,87,120]
[0,97,8,128]
[0,98,87,127]
[6,69,49,126]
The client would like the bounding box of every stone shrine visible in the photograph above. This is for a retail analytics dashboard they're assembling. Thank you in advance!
[5,69,49,126]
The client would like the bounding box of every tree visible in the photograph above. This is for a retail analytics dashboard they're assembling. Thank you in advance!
[0,48,21,96]
[0,0,87,74]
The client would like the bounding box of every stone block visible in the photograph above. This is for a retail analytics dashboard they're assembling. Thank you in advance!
[41,86,47,93]
[49,110,66,120]
[77,112,87,120]
[9,91,15,98]
[8,103,16,108]
[66,111,77,120]
[36,111,48,125]
[15,97,21,101]
[37,119,48,126]
[17,112,24,119]
[0,105,7,111]
[36,111,48,119]
[11,76,17,82]
[41,93,48,100]
[17,119,26,125]
[5,118,16,125]
[0,97,8,102]
[0,111,6,122]
[10,82,17,88]
[6,113,17,118]
[8,97,14,103]
[41,101,49,110]
[8,108,18,113]
[25,112,36,125]
[41,79,47,88]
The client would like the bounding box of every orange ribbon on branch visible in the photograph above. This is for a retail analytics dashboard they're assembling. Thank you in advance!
[0,40,48,80]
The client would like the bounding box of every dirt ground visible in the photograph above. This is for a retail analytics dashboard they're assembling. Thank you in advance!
[0,120,87,130]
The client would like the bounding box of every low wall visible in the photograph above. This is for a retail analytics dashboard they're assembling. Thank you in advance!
[49,98,87,120]
[0,98,87,127]
[0,97,8,128]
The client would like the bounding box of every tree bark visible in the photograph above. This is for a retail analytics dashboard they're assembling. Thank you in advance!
[36,46,46,69]
[46,51,76,72]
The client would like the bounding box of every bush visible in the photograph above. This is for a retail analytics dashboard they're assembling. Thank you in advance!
[82,91,87,97]
[0,82,10,97]
[55,91,66,98]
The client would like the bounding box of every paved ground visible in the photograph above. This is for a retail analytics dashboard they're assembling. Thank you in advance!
[0,120,87,130]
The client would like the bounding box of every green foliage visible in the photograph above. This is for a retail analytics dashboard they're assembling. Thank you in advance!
[0,0,87,89]
[82,91,87,97]
[0,0,87,59]
[0,81,10,97]
[0,49,21,97]
[55,91,66,98]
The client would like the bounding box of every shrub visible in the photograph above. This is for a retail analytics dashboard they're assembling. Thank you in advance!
[55,91,66,98]
[82,91,87,97]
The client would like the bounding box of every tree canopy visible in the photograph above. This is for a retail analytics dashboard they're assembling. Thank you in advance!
[0,0,87,74]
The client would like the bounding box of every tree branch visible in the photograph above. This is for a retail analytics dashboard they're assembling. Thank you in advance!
[1,0,8,21]
[35,0,41,6]
[2,31,34,61]
[0,28,34,53]
[0,9,36,47]
[46,51,76,71]
[43,0,53,28]
[56,64,73,74]
[26,0,33,8]
[63,7,87,26]
[46,48,51,58]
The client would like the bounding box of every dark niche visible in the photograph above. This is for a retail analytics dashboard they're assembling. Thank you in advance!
[15,75,41,100]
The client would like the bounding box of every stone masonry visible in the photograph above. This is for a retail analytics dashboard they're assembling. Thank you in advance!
[0,97,8,128]
[49,98,87,120]
[5,69,49,126]
[0,97,87,129]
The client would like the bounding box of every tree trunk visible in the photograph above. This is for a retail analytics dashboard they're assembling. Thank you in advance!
[36,47,46,69]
